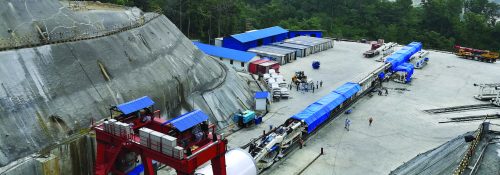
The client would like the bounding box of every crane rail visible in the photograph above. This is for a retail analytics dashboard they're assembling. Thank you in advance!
[423,104,498,114]
[439,114,500,123]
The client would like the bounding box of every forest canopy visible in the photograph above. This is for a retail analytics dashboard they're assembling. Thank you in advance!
[100,0,499,51]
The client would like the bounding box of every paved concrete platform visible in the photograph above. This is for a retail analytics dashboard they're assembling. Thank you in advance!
[226,41,385,148]
[227,41,500,174]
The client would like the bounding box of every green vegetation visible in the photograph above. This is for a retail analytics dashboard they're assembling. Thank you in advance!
[101,0,499,51]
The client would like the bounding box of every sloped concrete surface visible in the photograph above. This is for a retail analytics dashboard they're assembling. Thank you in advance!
[0,0,252,168]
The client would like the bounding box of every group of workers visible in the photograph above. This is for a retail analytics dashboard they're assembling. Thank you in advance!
[290,80,324,93]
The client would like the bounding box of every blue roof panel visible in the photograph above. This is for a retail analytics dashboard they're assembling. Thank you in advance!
[231,26,289,43]
[169,110,209,132]
[117,96,155,115]
[255,92,269,99]
[194,42,257,62]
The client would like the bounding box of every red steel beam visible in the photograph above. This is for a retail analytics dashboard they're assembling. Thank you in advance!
[94,127,227,175]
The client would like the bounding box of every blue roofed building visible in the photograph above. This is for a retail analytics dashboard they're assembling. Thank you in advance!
[288,30,323,38]
[222,26,289,51]
[193,42,259,71]
[254,91,269,111]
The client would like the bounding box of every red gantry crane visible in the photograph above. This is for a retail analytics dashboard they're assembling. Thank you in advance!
[92,96,227,175]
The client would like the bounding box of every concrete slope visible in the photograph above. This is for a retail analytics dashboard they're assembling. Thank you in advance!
[0,0,252,167]
[389,132,472,175]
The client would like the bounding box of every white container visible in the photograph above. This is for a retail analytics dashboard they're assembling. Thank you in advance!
[161,135,177,147]
[103,121,110,133]
[139,128,154,147]
[112,122,122,136]
[149,131,164,151]
[174,146,185,159]
[267,78,275,84]
[263,74,271,80]
[271,83,279,90]
[162,146,173,156]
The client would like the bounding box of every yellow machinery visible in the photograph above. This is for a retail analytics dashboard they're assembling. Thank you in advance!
[455,45,498,63]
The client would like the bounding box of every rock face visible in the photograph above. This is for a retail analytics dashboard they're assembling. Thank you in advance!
[0,0,253,167]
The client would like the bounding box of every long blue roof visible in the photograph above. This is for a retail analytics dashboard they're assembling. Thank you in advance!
[116,96,155,115]
[231,26,289,43]
[168,110,209,132]
[333,82,361,99]
[290,82,361,133]
[193,42,257,63]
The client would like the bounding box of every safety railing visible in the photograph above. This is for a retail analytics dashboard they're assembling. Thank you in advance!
[452,123,484,175]
[0,12,162,52]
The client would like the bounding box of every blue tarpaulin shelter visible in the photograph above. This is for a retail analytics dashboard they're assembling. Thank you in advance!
[292,103,329,133]
[385,42,422,71]
[116,96,155,115]
[166,110,209,132]
[291,82,361,133]
[395,63,414,83]
[333,82,361,99]
[379,72,385,80]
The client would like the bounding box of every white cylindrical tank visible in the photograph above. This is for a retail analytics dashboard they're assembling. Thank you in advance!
[195,149,257,175]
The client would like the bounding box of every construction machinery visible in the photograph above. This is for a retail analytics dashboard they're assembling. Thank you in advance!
[363,43,382,58]
[491,88,500,107]
[454,45,499,63]
[410,51,430,69]
[93,96,228,175]
[242,42,423,173]
[374,42,398,61]
[291,71,307,85]
[233,110,257,128]
[473,83,500,101]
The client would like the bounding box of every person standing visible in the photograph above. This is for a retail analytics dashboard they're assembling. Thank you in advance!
[344,118,351,131]
[320,80,323,87]
[369,117,373,126]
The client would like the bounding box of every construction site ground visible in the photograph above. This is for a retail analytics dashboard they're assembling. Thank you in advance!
[226,41,500,175]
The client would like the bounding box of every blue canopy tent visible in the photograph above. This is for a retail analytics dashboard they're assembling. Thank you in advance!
[291,82,361,133]
[163,110,209,132]
[333,82,361,99]
[116,96,155,115]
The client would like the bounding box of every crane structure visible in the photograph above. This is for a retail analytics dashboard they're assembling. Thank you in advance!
[473,83,500,101]
[454,45,499,63]
[92,96,227,175]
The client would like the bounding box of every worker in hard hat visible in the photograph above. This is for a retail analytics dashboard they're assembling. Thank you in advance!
[345,118,351,131]
[140,109,152,123]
